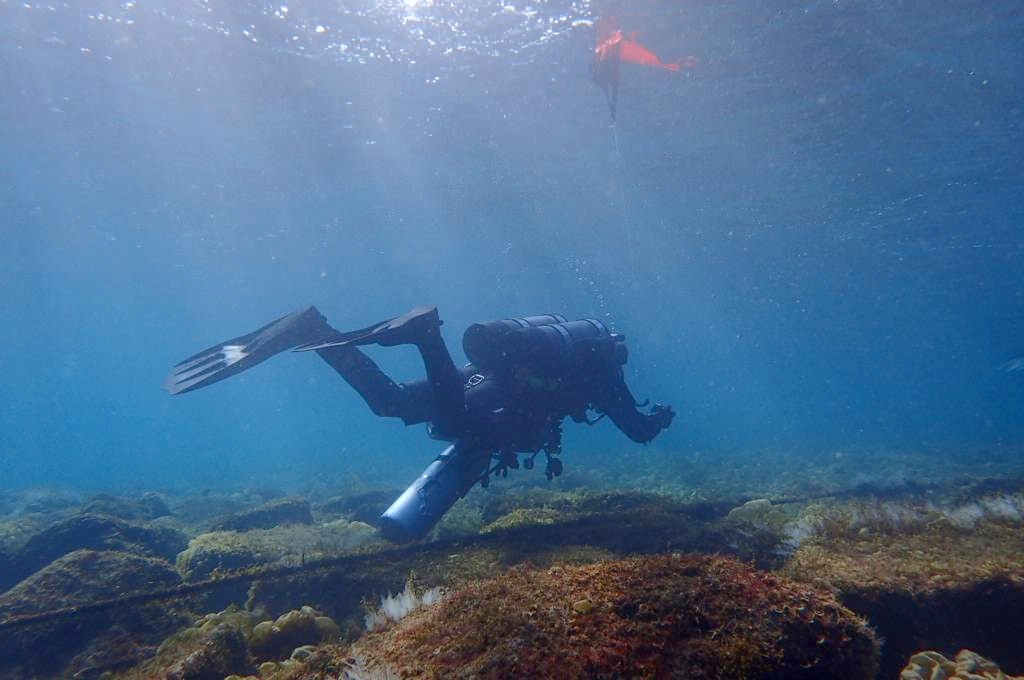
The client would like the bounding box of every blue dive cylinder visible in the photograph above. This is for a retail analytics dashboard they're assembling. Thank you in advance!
[379,441,491,542]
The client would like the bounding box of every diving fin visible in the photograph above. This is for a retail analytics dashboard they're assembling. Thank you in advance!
[294,305,439,351]
[164,305,334,395]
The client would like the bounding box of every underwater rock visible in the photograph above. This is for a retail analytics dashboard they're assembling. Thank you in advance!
[781,520,1024,678]
[726,497,792,528]
[176,531,269,580]
[0,546,12,594]
[176,520,380,582]
[210,497,314,532]
[64,623,161,679]
[249,485,288,502]
[477,489,684,527]
[166,622,256,680]
[117,604,341,678]
[0,548,176,615]
[117,605,268,678]
[345,554,879,680]
[80,491,173,521]
[174,529,276,611]
[16,487,84,515]
[249,605,341,661]
[0,549,189,678]
[712,497,803,568]
[4,511,187,590]
[480,506,562,532]
[170,490,259,528]
[317,489,404,525]
[456,489,716,555]
[901,649,1024,680]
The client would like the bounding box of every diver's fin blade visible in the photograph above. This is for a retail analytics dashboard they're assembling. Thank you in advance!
[293,338,349,352]
[164,306,333,394]
[292,327,376,352]
[163,341,260,395]
[293,306,438,351]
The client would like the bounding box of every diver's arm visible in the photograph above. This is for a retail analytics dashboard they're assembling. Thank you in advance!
[592,372,674,444]
[164,306,337,395]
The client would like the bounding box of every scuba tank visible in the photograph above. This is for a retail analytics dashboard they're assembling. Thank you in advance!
[378,440,490,542]
[463,315,627,372]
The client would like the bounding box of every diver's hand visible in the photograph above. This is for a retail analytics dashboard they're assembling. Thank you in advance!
[648,403,675,431]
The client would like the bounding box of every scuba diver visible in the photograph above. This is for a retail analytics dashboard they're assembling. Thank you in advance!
[164,305,675,541]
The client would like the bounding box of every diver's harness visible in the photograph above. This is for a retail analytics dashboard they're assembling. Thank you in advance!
[464,314,627,486]
[482,418,565,489]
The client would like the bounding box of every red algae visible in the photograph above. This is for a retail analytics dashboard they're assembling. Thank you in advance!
[350,553,878,680]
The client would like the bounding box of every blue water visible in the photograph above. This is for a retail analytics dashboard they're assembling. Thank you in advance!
[1,0,1022,493]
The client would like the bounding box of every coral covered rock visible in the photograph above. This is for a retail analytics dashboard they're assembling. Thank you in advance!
[726,498,792,530]
[114,605,268,679]
[347,554,878,680]
[782,521,1024,594]
[113,604,342,679]
[80,491,173,521]
[901,649,1024,680]
[0,546,12,594]
[781,520,1024,678]
[176,520,379,582]
[166,622,256,680]
[0,549,189,677]
[210,497,314,532]
[3,511,187,590]
[317,490,404,525]
[0,549,181,616]
[249,605,341,661]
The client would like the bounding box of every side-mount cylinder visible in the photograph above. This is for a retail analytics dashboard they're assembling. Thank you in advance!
[378,441,491,542]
